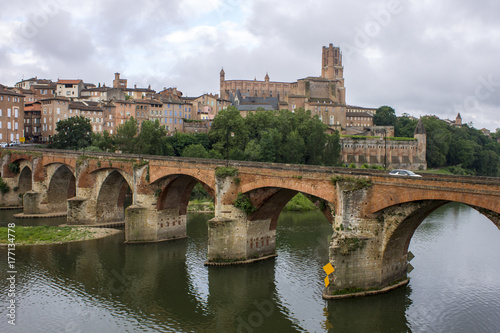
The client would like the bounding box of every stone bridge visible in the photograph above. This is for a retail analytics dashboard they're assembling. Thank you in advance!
[1,148,499,297]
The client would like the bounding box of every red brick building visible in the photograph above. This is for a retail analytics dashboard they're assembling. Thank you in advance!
[0,85,25,144]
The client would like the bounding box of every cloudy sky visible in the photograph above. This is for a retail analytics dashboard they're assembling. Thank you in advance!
[1,0,499,130]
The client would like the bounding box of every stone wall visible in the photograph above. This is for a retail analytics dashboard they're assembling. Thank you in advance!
[341,137,426,170]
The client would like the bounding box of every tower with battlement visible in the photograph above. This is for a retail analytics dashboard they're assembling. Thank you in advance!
[321,43,344,81]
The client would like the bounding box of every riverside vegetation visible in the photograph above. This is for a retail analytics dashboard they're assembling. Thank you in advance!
[46,106,499,177]
[0,225,119,245]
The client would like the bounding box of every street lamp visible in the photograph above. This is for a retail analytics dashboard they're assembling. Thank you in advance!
[383,128,387,170]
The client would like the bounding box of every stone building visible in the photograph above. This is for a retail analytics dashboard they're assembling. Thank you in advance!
[220,43,376,129]
[24,101,42,143]
[0,85,25,143]
[56,79,85,98]
[341,118,427,170]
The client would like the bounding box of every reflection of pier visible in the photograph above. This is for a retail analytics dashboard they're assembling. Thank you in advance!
[1,148,499,296]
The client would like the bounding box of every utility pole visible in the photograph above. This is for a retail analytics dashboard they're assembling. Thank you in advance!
[384,128,387,170]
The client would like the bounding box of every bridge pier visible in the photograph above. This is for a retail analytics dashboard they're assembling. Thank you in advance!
[207,205,276,264]
[125,205,187,243]
[206,174,277,264]
[324,180,446,298]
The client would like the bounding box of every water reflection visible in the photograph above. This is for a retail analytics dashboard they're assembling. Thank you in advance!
[0,203,499,332]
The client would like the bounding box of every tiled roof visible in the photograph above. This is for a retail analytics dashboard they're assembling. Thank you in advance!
[57,80,83,84]
[346,111,373,118]
[69,101,103,111]
[346,105,377,111]
[0,86,25,97]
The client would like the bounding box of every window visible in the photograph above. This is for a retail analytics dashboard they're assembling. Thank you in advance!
[0,109,2,116]
[8,122,11,129]
[7,109,11,117]
[14,122,18,130]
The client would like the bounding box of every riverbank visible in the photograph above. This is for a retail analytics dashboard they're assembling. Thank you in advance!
[0,225,121,246]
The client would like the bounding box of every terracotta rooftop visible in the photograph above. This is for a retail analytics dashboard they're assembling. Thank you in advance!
[57,80,83,84]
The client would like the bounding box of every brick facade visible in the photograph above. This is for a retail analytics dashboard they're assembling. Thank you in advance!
[0,86,25,144]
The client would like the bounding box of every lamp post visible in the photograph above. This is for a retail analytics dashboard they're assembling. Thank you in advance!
[383,128,387,170]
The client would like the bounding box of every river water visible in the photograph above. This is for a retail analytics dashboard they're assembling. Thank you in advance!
[1,203,499,333]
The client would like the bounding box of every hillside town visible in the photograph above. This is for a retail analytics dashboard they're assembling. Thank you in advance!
[1,44,490,170]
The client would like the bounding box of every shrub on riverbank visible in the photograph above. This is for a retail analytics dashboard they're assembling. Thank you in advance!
[283,193,318,211]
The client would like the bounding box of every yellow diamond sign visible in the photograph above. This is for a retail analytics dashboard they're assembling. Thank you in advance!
[323,263,335,287]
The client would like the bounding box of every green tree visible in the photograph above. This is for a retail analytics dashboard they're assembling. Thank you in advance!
[260,128,283,163]
[182,144,209,158]
[245,110,279,140]
[323,131,341,166]
[135,120,167,155]
[422,117,452,168]
[114,117,139,153]
[395,115,418,137]
[91,131,114,152]
[301,116,327,165]
[279,130,306,164]
[209,106,248,159]
[374,106,397,127]
[244,139,263,161]
[475,150,499,177]
[51,116,92,150]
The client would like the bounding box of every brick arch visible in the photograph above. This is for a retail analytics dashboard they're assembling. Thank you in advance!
[241,178,335,206]
[95,170,133,223]
[46,164,76,213]
[2,157,31,179]
[244,186,334,230]
[18,165,32,193]
[149,166,215,193]
[156,174,214,215]
[368,186,500,217]
[379,200,499,285]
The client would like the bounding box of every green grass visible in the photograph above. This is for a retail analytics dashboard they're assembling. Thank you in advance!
[418,169,455,175]
[187,199,215,212]
[283,193,318,211]
[0,226,94,245]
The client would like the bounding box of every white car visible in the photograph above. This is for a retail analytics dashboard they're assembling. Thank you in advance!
[9,140,20,146]
[388,169,422,177]
[0,142,8,148]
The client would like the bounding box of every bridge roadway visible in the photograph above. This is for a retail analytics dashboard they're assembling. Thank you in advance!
[1,147,499,297]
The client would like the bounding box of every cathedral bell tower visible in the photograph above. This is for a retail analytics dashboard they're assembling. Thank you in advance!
[321,43,344,81]
[220,68,226,99]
